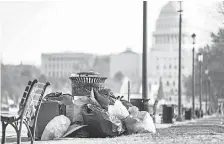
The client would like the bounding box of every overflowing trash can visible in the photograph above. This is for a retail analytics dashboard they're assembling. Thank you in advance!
[69,71,107,96]
[162,105,174,123]
[185,108,192,120]
[34,71,157,141]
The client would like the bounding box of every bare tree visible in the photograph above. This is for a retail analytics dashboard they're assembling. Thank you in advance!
[218,1,224,15]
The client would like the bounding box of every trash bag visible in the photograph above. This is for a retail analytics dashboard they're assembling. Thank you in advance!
[61,93,73,105]
[43,92,73,105]
[89,88,102,108]
[81,104,125,138]
[66,96,91,124]
[62,124,89,138]
[128,106,139,115]
[66,89,101,123]
[121,100,133,110]
[108,100,129,120]
[98,89,116,103]
[41,115,71,141]
[124,110,156,134]
[93,89,111,109]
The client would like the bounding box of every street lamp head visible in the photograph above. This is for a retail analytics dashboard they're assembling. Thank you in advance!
[191,33,196,44]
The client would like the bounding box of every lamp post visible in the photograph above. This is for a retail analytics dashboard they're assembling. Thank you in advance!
[208,76,211,114]
[205,69,209,114]
[177,1,183,121]
[198,53,203,117]
[191,33,196,118]
[142,1,149,111]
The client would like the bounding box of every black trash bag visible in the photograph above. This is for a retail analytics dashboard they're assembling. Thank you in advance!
[93,89,111,109]
[81,104,125,138]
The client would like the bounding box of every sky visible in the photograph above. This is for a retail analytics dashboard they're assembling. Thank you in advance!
[0,0,223,66]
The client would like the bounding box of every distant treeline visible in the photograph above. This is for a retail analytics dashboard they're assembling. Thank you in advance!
[1,55,123,104]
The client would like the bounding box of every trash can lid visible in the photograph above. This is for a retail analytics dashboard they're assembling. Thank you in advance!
[77,71,100,76]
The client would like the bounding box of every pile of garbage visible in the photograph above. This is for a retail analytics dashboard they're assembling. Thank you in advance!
[40,88,156,141]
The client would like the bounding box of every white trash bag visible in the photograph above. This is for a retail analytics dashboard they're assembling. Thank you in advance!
[124,108,156,134]
[41,115,71,141]
[108,100,129,120]
[128,106,139,115]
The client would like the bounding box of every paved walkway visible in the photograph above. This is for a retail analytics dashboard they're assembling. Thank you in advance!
[1,114,223,144]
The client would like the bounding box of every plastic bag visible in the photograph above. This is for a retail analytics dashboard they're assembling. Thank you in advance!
[128,106,139,115]
[121,100,133,110]
[124,111,156,134]
[66,96,91,123]
[66,89,101,123]
[41,115,71,141]
[81,104,125,138]
[108,100,129,120]
[93,88,111,109]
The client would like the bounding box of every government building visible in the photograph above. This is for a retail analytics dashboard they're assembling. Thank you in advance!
[148,2,192,102]
[41,52,95,78]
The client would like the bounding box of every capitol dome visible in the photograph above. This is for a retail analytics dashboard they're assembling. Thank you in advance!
[158,1,179,18]
[151,1,189,51]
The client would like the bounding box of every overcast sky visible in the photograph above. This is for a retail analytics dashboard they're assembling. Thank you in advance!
[0,0,223,66]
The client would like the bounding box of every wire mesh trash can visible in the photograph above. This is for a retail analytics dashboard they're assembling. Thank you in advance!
[69,71,107,96]
[162,105,174,123]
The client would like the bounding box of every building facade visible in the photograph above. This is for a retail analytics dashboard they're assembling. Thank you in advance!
[41,52,95,78]
[148,2,192,101]
[109,48,142,80]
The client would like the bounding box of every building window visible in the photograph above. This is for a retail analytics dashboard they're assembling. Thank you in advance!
[166,81,170,86]
[52,72,55,77]
[174,65,177,69]
[169,64,172,69]
[173,81,175,86]
[48,72,51,77]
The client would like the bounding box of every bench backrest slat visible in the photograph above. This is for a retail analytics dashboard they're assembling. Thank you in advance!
[18,80,37,116]
[21,81,50,128]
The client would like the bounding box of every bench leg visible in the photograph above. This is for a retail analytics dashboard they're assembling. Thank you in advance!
[1,122,7,144]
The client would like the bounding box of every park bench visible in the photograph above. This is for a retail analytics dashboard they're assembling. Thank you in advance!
[1,79,50,144]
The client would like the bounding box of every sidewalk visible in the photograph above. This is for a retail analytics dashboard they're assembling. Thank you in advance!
[155,113,217,129]
[1,114,222,144]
